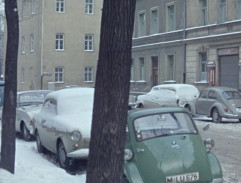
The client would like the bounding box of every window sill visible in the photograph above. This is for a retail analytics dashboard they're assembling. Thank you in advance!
[84,81,94,83]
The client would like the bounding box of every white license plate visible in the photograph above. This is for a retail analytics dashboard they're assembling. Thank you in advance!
[166,172,199,183]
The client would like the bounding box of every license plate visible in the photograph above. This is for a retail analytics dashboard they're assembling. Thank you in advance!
[166,172,199,183]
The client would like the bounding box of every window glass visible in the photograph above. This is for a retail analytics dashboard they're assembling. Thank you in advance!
[134,112,197,141]
[139,12,146,37]
[85,34,93,51]
[56,0,65,13]
[85,0,94,14]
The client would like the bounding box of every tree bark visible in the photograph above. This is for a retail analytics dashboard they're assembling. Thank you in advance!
[0,0,19,174]
[86,0,136,183]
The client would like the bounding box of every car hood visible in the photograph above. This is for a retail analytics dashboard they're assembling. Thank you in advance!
[56,112,92,139]
[132,134,213,183]
[228,99,241,108]
[19,105,43,117]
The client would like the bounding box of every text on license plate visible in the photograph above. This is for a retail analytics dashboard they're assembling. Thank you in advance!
[166,172,199,183]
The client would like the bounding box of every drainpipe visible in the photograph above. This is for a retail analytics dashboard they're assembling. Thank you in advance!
[183,0,187,83]
[40,0,44,89]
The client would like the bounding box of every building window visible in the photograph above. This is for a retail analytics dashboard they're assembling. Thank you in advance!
[55,67,64,82]
[151,8,158,34]
[85,34,93,51]
[200,0,207,25]
[219,0,226,23]
[22,1,27,17]
[32,0,35,14]
[21,68,25,83]
[84,67,93,82]
[167,4,175,31]
[167,55,174,80]
[30,34,34,52]
[138,12,146,37]
[21,36,25,53]
[139,57,145,80]
[131,59,134,80]
[237,0,241,19]
[199,52,207,81]
[55,34,64,50]
[85,0,94,14]
[56,0,65,13]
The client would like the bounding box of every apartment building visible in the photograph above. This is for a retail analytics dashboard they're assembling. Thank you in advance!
[17,0,102,90]
[131,0,241,91]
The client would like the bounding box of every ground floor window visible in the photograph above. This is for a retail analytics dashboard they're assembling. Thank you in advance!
[55,67,64,82]
[85,67,93,82]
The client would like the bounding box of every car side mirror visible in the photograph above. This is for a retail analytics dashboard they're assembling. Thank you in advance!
[203,124,210,131]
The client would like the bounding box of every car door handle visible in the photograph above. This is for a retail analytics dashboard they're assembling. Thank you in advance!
[136,148,145,153]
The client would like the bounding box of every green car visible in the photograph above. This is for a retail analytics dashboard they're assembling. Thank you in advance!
[123,107,223,183]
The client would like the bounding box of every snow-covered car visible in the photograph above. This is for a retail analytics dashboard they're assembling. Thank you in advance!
[156,84,199,114]
[136,86,179,108]
[123,107,223,183]
[15,90,52,141]
[34,87,94,171]
[195,86,241,123]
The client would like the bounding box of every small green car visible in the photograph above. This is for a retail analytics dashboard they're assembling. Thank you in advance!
[123,107,223,183]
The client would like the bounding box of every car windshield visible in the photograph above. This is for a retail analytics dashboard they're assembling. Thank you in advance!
[134,112,197,141]
[222,91,241,100]
[18,91,50,107]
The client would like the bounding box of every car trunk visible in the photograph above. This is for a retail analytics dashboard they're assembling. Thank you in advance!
[133,134,213,183]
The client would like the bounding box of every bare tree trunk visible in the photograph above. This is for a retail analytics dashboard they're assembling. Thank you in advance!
[86,0,136,183]
[0,0,19,174]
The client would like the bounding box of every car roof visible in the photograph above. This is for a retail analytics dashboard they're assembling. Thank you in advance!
[128,107,189,121]
[155,83,197,89]
[17,90,52,95]
[46,87,94,101]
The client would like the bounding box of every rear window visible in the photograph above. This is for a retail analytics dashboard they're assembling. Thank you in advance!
[133,112,197,141]
[222,91,241,99]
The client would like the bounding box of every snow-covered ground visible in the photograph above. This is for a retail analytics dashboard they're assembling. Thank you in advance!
[0,124,86,183]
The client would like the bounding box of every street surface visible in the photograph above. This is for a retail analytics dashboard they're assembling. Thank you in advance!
[195,118,241,183]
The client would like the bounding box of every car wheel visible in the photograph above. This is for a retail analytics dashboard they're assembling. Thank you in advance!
[36,131,46,154]
[239,119,241,123]
[185,105,191,113]
[21,123,32,141]
[57,141,76,171]
[211,108,222,123]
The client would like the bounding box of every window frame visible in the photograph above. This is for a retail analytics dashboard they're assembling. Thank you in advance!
[84,34,94,51]
[150,7,159,34]
[138,11,146,37]
[139,57,145,80]
[199,52,207,82]
[84,67,94,82]
[200,0,207,26]
[218,0,226,23]
[30,34,34,52]
[85,0,94,14]
[21,36,26,53]
[56,0,65,13]
[55,33,64,51]
[167,3,176,32]
[54,67,64,83]
[167,54,175,80]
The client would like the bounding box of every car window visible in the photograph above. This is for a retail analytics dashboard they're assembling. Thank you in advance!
[133,112,197,141]
[42,99,57,114]
[222,91,241,99]
[208,90,217,99]
[18,91,49,107]
[199,90,208,98]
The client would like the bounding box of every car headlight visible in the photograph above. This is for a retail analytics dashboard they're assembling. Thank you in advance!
[70,131,82,142]
[204,138,215,151]
[124,149,133,161]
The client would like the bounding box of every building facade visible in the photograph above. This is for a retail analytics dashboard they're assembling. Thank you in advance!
[131,0,241,92]
[17,0,102,91]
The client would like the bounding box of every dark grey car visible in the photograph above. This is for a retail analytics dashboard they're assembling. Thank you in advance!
[195,87,241,123]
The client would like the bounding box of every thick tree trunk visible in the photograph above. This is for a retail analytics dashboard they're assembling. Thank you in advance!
[0,0,19,174]
[86,0,136,183]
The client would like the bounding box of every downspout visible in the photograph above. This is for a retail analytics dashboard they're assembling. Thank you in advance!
[40,0,44,89]
[183,0,187,83]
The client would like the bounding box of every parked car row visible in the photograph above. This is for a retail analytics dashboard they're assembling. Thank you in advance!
[135,84,241,123]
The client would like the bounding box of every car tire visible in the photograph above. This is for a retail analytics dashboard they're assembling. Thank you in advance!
[36,130,46,154]
[138,103,144,108]
[57,141,76,171]
[21,123,32,141]
[239,119,241,123]
[185,105,191,112]
[211,108,222,123]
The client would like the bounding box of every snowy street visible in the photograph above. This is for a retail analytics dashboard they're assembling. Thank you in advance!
[0,118,241,183]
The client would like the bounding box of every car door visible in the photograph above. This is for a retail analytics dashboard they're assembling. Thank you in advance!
[37,99,57,152]
[195,90,208,115]
[144,87,160,108]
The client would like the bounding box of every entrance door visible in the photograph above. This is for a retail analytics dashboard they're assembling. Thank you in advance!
[219,55,239,89]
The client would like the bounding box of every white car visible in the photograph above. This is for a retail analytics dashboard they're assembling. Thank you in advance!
[156,84,200,114]
[136,86,179,108]
[34,87,94,171]
[15,90,52,141]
